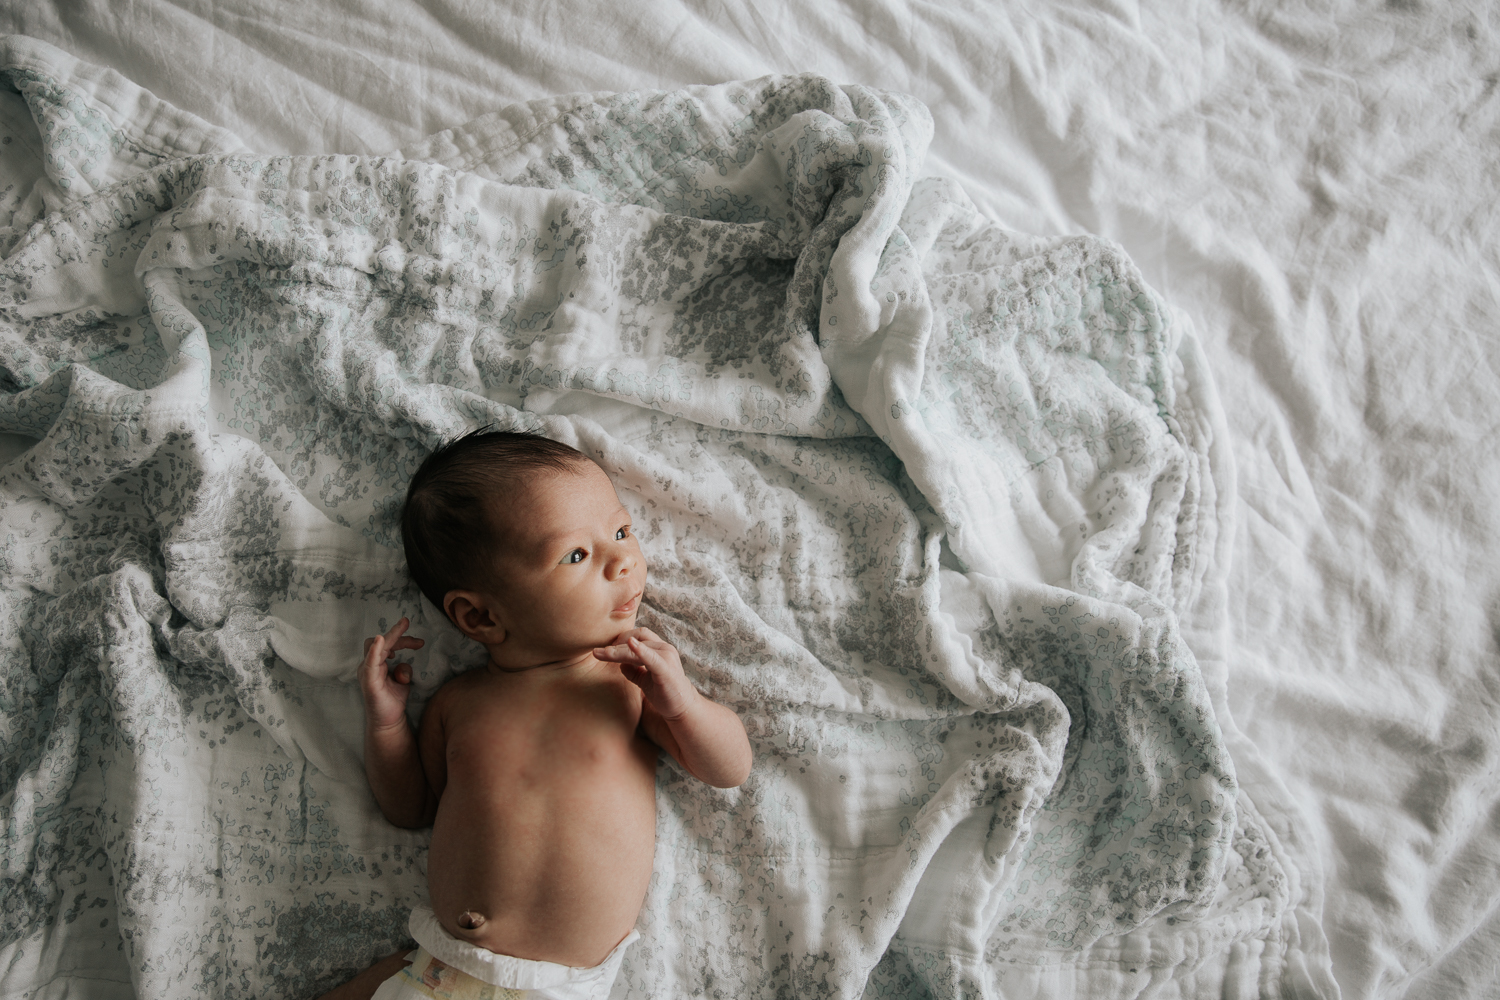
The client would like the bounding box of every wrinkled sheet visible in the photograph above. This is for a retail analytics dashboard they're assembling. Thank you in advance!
[0,34,1322,1000]
[0,2,1497,999]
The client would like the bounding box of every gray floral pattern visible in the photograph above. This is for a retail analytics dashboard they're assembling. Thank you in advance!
[0,35,1296,1000]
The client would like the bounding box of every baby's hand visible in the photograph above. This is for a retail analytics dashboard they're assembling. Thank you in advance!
[596,626,753,788]
[358,617,425,732]
[593,627,695,719]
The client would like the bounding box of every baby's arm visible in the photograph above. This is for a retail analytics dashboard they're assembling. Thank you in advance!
[359,618,440,828]
[594,627,753,788]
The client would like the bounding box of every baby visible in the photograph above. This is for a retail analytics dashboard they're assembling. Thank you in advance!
[353,430,753,1000]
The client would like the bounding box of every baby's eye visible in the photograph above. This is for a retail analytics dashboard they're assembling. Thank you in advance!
[562,548,586,565]
[615,526,630,540]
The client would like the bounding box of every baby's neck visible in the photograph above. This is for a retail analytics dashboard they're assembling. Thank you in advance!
[484,648,600,678]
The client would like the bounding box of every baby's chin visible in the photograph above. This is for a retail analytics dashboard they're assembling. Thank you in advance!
[557,617,638,655]
[600,615,639,644]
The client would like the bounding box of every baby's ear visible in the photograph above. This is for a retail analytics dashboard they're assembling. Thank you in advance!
[444,591,505,643]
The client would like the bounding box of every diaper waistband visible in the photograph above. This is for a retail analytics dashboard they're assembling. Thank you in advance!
[407,904,639,992]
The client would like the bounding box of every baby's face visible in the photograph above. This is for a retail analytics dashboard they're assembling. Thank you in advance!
[485,461,646,663]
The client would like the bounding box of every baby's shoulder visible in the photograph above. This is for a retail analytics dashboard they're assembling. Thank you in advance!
[436,665,494,696]
[424,667,489,715]
[422,671,502,742]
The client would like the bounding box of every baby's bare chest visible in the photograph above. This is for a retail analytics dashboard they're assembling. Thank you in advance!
[441,676,657,796]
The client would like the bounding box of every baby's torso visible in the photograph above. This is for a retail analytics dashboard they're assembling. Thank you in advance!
[425,664,659,968]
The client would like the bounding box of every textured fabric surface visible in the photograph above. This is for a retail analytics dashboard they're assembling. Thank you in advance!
[0,36,1320,999]
[1,2,1497,998]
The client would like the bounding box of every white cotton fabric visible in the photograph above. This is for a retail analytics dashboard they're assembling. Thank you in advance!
[0,3,1495,1000]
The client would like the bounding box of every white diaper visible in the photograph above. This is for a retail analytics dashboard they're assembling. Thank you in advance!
[370,904,638,1000]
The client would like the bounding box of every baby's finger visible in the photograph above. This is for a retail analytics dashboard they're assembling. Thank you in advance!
[625,635,670,671]
[383,617,411,646]
[358,637,386,693]
[592,643,642,664]
[605,626,659,647]
[388,636,425,655]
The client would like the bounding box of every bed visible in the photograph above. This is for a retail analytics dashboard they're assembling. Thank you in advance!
[0,2,1495,998]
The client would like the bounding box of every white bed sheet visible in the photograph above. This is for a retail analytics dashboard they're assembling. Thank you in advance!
[1,2,1496,998]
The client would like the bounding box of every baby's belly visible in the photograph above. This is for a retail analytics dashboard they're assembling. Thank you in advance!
[426,747,658,968]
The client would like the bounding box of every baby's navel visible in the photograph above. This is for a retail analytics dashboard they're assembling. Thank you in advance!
[457,910,486,931]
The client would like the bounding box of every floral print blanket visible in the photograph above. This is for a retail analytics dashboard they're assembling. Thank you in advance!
[0,35,1309,1000]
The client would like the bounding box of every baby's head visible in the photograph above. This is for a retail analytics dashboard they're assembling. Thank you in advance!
[401,431,645,668]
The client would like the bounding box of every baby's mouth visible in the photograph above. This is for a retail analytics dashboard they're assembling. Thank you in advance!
[613,591,642,616]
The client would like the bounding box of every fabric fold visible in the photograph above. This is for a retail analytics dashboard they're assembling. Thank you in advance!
[0,36,1330,1000]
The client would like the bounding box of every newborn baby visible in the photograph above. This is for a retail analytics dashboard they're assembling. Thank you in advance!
[357,431,752,1000]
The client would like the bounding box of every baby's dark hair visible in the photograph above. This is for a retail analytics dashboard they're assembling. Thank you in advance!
[401,429,591,616]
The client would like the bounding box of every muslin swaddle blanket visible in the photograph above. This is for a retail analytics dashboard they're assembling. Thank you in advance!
[0,36,1330,999]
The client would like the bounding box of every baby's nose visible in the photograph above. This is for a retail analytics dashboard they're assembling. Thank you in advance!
[608,547,639,579]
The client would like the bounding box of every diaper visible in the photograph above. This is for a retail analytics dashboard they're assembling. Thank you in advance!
[370,904,638,1000]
